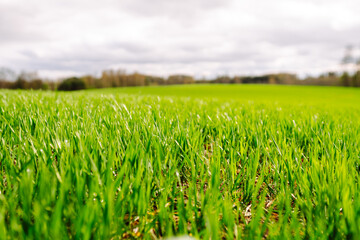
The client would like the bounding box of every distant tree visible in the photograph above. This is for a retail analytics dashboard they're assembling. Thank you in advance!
[81,75,97,89]
[100,69,129,87]
[12,78,28,89]
[273,73,298,85]
[127,72,146,86]
[46,81,57,91]
[233,76,242,84]
[28,79,48,90]
[353,71,360,87]
[18,71,38,82]
[11,71,44,89]
[0,80,13,89]
[341,45,354,65]
[145,75,166,85]
[57,77,86,91]
[340,72,351,87]
[268,75,277,84]
[167,75,194,85]
[215,76,232,84]
[327,72,337,78]
[0,67,16,81]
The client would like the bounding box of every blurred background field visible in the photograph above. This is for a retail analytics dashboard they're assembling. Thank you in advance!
[95,84,360,108]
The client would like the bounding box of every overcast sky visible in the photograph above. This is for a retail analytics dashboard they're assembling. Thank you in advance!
[1,0,360,79]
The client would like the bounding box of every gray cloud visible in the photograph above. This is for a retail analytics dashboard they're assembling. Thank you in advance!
[0,0,359,79]
[0,4,47,43]
[119,0,231,19]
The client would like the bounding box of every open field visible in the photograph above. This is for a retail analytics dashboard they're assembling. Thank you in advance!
[1,85,360,239]
[96,84,360,108]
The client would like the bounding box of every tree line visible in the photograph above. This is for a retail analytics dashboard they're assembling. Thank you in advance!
[1,68,360,91]
[1,45,360,90]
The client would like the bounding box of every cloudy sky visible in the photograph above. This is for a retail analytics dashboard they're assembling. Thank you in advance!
[1,0,360,79]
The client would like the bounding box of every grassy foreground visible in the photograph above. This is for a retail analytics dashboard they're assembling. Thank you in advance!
[0,85,360,239]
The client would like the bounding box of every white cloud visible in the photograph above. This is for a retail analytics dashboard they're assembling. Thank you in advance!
[0,0,359,79]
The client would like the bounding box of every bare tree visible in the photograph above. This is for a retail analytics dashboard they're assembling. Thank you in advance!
[0,67,17,81]
[341,45,354,65]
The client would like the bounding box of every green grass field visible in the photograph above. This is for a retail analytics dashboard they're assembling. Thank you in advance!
[1,85,360,239]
